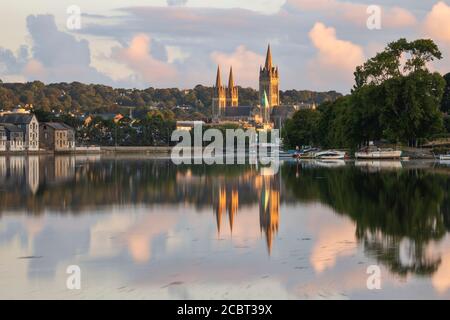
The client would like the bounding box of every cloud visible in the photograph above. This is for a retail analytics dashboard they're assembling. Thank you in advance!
[423,1,450,44]
[287,0,417,29]
[111,34,177,87]
[23,14,114,84]
[0,46,28,76]
[23,59,46,79]
[308,22,364,86]
[210,45,265,87]
[167,0,189,6]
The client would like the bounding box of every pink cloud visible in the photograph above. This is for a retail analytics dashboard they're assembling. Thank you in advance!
[210,45,265,88]
[288,0,417,28]
[113,34,177,87]
[23,59,46,79]
[309,22,364,77]
[423,1,450,44]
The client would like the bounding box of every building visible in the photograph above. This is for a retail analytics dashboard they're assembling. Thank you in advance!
[226,67,239,107]
[0,125,6,152]
[212,66,229,120]
[271,105,297,129]
[39,122,76,152]
[1,123,25,152]
[259,44,280,108]
[176,121,206,131]
[212,44,280,127]
[0,108,39,151]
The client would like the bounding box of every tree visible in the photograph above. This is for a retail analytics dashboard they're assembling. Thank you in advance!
[354,38,442,90]
[282,109,321,148]
[353,38,445,146]
[442,73,450,113]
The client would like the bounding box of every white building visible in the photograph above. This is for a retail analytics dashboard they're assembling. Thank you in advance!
[0,108,39,151]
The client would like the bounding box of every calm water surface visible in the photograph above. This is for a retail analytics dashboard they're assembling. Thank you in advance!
[1,155,450,299]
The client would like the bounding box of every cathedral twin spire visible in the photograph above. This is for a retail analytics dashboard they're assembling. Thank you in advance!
[214,65,238,108]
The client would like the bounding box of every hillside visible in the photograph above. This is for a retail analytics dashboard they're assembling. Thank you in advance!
[0,80,342,118]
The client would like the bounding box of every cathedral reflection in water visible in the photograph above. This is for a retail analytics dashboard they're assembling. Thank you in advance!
[0,155,282,253]
[211,168,280,253]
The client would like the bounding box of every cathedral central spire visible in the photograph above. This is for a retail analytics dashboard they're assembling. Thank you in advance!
[259,43,279,109]
[265,44,272,71]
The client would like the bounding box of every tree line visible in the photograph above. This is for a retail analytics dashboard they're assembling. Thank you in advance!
[282,39,450,149]
[0,80,341,120]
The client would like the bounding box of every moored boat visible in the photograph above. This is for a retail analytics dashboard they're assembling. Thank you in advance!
[440,154,450,161]
[315,150,347,160]
[355,146,402,159]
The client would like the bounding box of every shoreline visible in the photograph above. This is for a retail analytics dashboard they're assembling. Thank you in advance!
[0,146,445,159]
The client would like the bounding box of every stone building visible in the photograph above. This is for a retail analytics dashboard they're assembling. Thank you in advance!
[1,123,24,152]
[212,44,281,127]
[0,109,39,151]
[39,122,76,152]
[259,44,280,108]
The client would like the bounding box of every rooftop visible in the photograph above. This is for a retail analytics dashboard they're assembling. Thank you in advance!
[0,113,35,125]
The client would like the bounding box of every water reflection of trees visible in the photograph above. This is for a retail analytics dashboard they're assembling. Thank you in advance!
[3,156,450,269]
[283,163,450,276]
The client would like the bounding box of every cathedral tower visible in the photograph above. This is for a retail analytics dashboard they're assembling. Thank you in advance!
[226,66,239,107]
[212,65,226,120]
[259,44,280,108]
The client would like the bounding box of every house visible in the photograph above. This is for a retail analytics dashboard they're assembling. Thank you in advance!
[1,123,25,152]
[0,110,39,151]
[176,121,205,131]
[0,125,6,152]
[39,122,76,152]
[271,105,297,129]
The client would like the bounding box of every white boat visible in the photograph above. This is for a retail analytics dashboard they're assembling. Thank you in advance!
[355,146,402,159]
[439,154,450,161]
[315,150,347,160]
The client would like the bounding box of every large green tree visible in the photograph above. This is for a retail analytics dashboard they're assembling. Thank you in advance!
[352,38,445,146]
[282,109,321,148]
[442,73,450,113]
[284,38,447,148]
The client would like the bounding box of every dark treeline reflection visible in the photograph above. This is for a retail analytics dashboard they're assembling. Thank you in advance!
[2,156,450,275]
[0,156,277,213]
[283,162,450,276]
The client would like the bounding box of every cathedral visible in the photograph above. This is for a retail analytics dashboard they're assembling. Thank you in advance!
[259,44,280,108]
[212,45,280,125]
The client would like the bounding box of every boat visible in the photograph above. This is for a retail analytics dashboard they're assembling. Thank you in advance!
[439,154,450,161]
[355,146,402,159]
[293,147,319,159]
[278,150,297,160]
[314,150,347,160]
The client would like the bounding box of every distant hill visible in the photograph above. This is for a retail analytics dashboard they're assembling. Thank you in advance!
[0,80,342,118]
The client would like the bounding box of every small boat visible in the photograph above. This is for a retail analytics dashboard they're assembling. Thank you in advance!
[277,150,297,160]
[355,146,402,159]
[439,154,450,161]
[315,150,347,160]
[293,147,319,159]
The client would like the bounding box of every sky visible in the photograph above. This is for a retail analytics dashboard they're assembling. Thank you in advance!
[0,0,449,93]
